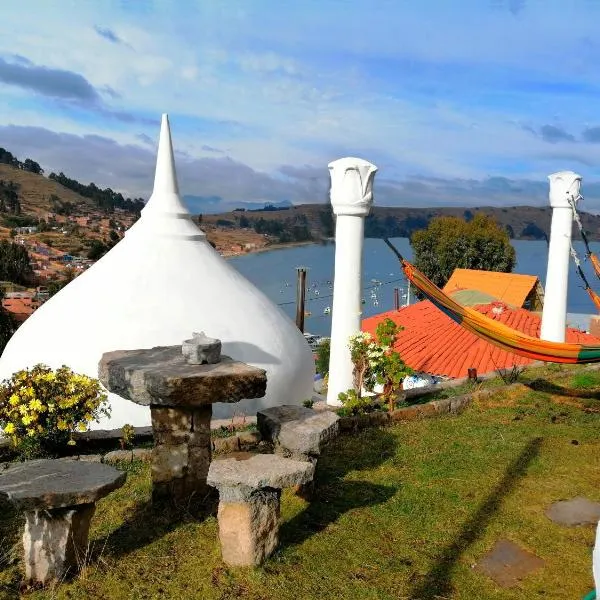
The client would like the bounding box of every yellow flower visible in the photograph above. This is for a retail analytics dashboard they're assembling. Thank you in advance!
[8,394,19,406]
[21,415,33,426]
[67,439,76,446]
[77,422,87,432]
[29,399,43,412]
[57,419,68,431]
[4,422,15,434]
[84,413,92,422]
[26,428,36,437]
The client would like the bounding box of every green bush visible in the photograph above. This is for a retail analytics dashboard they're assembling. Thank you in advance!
[315,338,330,377]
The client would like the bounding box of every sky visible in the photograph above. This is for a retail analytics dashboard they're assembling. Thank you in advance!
[2,0,600,212]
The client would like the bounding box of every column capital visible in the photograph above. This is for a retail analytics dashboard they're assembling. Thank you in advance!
[328,157,378,217]
[548,171,582,209]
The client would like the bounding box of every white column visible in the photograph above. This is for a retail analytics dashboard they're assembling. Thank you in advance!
[326,157,378,406]
[540,171,582,342]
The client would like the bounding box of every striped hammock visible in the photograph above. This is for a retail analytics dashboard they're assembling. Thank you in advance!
[383,239,600,364]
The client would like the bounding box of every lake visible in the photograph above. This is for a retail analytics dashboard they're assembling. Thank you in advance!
[228,238,600,338]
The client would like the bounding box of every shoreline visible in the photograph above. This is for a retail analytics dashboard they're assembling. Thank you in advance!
[222,239,323,258]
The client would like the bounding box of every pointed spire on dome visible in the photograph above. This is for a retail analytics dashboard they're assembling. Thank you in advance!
[132,113,206,240]
[153,113,180,196]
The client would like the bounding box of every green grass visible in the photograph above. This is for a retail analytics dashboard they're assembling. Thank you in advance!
[2,365,600,599]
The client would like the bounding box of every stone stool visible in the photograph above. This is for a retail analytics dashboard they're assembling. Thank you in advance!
[99,334,267,508]
[207,453,314,566]
[257,405,339,497]
[0,459,125,586]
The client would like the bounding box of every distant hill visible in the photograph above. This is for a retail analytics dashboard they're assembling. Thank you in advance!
[0,164,97,217]
[200,203,600,242]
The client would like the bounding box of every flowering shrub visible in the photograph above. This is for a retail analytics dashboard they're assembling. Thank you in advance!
[0,364,110,458]
[338,319,412,414]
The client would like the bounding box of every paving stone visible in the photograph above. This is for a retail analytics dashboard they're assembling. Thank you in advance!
[257,405,339,458]
[0,459,126,511]
[546,497,600,526]
[475,539,545,588]
[99,347,267,407]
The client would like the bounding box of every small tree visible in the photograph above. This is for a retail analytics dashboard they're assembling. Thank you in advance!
[315,338,330,377]
[410,213,516,288]
[372,319,413,412]
[338,319,412,414]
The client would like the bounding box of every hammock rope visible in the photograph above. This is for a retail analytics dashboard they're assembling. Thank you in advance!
[568,194,600,280]
[570,243,600,311]
[383,238,600,364]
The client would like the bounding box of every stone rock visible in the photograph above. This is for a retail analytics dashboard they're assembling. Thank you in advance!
[99,347,267,407]
[0,459,126,511]
[103,450,134,464]
[151,406,211,446]
[217,489,280,567]
[77,454,103,463]
[131,448,152,462]
[257,405,339,459]
[207,453,315,501]
[546,497,600,526]
[151,444,188,483]
[213,436,240,454]
[23,503,95,585]
[474,539,545,588]
[182,331,221,365]
[237,430,261,450]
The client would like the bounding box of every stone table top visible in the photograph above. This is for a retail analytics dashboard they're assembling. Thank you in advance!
[0,459,126,511]
[207,453,314,492]
[99,346,267,407]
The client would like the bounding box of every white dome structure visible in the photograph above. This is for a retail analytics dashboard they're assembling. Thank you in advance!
[0,114,314,429]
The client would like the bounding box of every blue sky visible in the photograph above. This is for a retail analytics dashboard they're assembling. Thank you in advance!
[2,0,600,211]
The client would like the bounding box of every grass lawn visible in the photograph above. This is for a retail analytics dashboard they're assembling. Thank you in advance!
[2,364,600,599]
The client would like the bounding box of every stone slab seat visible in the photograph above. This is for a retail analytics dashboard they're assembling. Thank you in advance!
[0,459,126,586]
[257,405,340,459]
[207,454,314,566]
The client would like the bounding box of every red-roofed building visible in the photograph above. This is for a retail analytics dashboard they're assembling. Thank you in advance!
[2,297,40,323]
[362,301,600,379]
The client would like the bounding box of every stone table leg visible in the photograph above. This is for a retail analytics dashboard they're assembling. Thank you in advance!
[217,486,281,566]
[23,503,96,585]
[151,405,212,507]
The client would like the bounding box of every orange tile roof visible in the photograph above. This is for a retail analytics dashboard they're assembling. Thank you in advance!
[362,301,600,379]
[2,298,39,322]
[443,269,539,308]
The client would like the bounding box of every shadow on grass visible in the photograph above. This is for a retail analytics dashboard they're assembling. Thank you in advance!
[526,378,600,400]
[91,489,218,560]
[99,427,398,560]
[280,427,398,550]
[409,436,543,600]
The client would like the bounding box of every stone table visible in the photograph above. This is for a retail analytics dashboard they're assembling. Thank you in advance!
[0,459,126,586]
[99,335,267,507]
[207,453,314,566]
